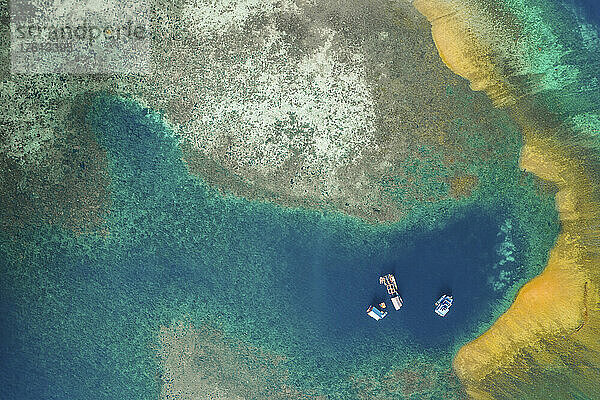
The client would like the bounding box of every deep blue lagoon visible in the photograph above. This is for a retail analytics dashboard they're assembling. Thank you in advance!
[0,95,556,399]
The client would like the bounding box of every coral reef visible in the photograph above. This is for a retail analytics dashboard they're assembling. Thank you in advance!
[350,358,467,399]
[0,85,110,233]
[0,1,573,399]
[2,0,533,226]
[414,0,600,397]
[158,321,326,400]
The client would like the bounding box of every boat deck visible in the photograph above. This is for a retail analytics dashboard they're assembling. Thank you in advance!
[379,274,399,296]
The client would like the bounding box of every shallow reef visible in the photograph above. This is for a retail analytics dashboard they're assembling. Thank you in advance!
[158,320,327,400]
[414,0,600,398]
[0,0,592,399]
[1,0,547,224]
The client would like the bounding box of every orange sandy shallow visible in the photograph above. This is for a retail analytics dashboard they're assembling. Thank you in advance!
[414,0,600,398]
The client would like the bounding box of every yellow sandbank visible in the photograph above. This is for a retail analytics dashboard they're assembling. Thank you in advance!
[414,0,600,398]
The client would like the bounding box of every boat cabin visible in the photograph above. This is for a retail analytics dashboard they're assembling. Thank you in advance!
[367,305,388,320]
[434,295,453,317]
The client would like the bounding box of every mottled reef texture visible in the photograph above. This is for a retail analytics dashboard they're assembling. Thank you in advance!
[158,321,467,400]
[0,85,111,234]
[166,0,519,222]
[158,321,326,400]
[1,0,525,226]
[0,0,571,398]
[414,0,600,398]
[350,360,467,400]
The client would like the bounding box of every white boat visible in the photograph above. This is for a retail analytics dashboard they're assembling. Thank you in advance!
[366,305,388,320]
[434,295,453,317]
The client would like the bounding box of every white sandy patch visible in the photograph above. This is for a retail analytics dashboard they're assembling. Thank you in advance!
[183,0,298,37]
[179,6,377,176]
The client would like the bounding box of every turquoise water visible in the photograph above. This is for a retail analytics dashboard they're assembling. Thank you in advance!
[0,95,558,399]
